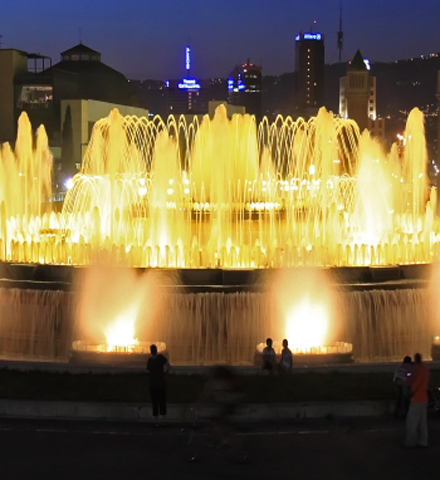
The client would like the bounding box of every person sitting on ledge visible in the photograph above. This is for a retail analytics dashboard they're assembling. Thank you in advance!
[262,338,276,374]
[278,338,293,374]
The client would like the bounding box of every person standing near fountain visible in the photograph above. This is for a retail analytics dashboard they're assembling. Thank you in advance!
[278,339,293,374]
[393,356,412,418]
[147,344,170,426]
[405,353,429,447]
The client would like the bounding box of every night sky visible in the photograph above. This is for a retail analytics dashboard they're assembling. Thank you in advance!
[2,0,440,80]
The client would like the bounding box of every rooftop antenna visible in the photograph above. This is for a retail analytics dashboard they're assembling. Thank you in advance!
[337,2,343,62]
[79,27,82,44]
[310,20,317,32]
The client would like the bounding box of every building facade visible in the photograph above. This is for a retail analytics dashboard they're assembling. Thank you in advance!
[1,43,137,146]
[339,50,385,138]
[228,61,262,120]
[0,43,143,192]
[295,32,325,117]
[59,99,148,183]
[165,78,211,115]
[0,49,31,144]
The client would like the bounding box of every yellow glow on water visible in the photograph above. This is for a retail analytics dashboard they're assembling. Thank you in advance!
[285,297,330,353]
[75,268,173,354]
[1,105,437,268]
[270,268,338,354]
[103,310,139,352]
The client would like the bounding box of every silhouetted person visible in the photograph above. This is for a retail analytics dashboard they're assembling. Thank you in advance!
[262,337,276,374]
[146,344,170,426]
[278,338,293,374]
[405,353,429,447]
[393,355,412,418]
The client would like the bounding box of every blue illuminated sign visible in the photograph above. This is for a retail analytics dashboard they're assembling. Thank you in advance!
[227,78,234,91]
[185,46,191,71]
[295,34,300,42]
[178,78,201,90]
[303,33,322,41]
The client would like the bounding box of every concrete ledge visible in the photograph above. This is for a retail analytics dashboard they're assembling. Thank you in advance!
[0,399,394,422]
[3,359,440,375]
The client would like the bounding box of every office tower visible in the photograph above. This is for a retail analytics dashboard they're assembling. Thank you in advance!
[295,32,325,117]
[165,46,209,115]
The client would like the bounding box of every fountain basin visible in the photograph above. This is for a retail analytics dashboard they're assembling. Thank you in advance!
[254,341,354,366]
[70,341,167,366]
[253,351,354,367]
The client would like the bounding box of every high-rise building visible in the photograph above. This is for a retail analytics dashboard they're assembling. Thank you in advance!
[339,50,384,138]
[165,46,210,115]
[295,32,325,116]
[228,61,262,120]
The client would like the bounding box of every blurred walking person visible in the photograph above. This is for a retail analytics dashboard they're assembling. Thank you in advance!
[195,366,248,463]
[405,353,429,447]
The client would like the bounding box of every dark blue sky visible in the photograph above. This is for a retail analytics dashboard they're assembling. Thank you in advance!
[2,0,440,80]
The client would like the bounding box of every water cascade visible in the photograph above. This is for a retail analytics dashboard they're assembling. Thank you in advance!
[0,285,435,364]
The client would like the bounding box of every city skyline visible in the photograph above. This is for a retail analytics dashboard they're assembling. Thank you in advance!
[1,0,440,80]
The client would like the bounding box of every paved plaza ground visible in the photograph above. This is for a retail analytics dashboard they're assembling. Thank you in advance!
[0,416,438,480]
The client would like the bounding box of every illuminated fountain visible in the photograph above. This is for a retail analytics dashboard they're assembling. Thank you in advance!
[255,269,353,365]
[1,105,439,268]
[70,267,172,364]
[0,105,439,363]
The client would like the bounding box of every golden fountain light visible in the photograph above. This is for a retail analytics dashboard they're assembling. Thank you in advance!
[0,105,438,269]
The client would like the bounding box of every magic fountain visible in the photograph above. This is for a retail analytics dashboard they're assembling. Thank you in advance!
[0,105,439,364]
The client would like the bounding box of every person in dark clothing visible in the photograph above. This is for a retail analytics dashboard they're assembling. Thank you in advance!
[393,355,412,418]
[146,344,170,425]
[261,337,276,374]
[405,353,430,447]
